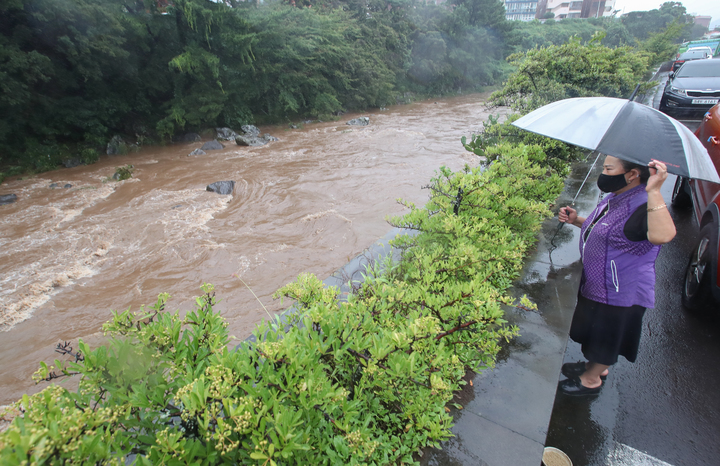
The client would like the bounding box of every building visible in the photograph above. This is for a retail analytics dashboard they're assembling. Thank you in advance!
[503,0,538,22]
[535,0,616,20]
[694,16,712,30]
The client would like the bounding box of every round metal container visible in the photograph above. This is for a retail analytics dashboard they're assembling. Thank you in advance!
[542,446,573,466]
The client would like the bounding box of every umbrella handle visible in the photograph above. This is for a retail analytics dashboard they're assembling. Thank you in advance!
[628,84,641,102]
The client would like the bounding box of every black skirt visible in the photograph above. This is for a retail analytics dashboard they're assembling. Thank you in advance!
[569,293,647,366]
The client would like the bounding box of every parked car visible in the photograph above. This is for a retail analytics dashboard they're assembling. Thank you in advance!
[659,59,720,117]
[672,50,711,72]
[676,39,720,59]
[687,46,714,58]
[671,103,720,312]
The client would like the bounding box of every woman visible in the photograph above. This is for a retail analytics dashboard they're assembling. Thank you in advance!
[557,155,676,396]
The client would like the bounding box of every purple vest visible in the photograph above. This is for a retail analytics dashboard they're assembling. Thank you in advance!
[579,184,661,308]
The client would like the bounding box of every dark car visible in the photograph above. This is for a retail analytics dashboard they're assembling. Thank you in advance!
[672,103,720,312]
[659,59,720,117]
[671,50,711,72]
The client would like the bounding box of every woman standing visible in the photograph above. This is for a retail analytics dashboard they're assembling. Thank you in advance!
[557,155,676,396]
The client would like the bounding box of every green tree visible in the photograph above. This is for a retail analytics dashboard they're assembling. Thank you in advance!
[489,36,651,113]
[621,1,694,41]
[242,5,394,121]
[602,21,634,47]
[0,0,137,168]
[639,19,687,65]
[155,0,256,138]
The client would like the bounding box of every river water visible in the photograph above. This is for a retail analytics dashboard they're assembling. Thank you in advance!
[0,93,504,405]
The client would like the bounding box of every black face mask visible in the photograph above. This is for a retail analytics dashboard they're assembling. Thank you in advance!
[597,172,628,193]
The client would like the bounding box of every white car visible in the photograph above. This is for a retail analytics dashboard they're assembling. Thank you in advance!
[687,46,714,58]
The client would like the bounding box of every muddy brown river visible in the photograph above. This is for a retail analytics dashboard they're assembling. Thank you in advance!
[0,93,503,406]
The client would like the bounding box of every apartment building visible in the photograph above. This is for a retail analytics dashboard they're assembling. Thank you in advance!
[535,0,616,20]
[503,0,539,22]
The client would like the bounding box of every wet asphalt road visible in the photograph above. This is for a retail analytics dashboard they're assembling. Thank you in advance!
[545,78,720,465]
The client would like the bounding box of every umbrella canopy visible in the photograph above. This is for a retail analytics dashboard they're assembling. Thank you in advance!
[512,97,720,184]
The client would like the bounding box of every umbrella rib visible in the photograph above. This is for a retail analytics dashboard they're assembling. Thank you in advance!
[571,151,602,206]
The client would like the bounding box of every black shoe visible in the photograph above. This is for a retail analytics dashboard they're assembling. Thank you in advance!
[561,361,607,380]
[558,376,603,397]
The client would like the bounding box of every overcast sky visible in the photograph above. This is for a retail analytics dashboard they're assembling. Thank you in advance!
[614,0,720,28]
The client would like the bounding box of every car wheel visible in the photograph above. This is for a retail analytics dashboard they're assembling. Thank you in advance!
[682,224,717,313]
[671,176,691,208]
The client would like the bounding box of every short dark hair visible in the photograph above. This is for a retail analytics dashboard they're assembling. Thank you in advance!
[620,160,651,184]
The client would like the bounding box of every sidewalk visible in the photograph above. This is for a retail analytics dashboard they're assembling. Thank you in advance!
[316,160,601,466]
[417,159,601,466]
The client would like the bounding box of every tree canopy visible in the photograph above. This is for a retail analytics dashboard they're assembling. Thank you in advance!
[0,0,697,176]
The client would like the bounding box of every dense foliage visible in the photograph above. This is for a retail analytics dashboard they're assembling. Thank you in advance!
[0,0,514,172]
[1,0,700,177]
[486,35,652,113]
[620,1,697,41]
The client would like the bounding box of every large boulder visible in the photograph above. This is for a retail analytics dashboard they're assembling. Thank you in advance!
[63,158,82,168]
[201,140,224,151]
[240,125,260,137]
[106,135,126,155]
[0,194,18,205]
[206,181,235,195]
[216,127,237,140]
[182,133,202,143]
[235,126,278,147]
[188,149,206,156]
[236,135,266,147]
[346,117,369,126]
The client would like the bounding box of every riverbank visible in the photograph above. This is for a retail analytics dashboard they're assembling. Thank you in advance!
[0,93,506,406]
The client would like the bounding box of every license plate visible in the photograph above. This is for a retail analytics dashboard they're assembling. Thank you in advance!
[692,99,719,104]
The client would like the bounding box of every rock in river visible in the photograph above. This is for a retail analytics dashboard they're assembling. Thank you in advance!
[1,194,18,205]
[201,140,224,151]
[347,117,369,126]
[240,125,261,137]
[216,128,237,140]
[235,125,279,146]
[188,149,206,156]
[207,181,235,195]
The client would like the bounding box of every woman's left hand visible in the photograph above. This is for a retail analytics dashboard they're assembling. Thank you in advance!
[646,159,669,193]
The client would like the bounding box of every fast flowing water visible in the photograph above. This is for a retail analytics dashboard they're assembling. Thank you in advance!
[0,93,504,405]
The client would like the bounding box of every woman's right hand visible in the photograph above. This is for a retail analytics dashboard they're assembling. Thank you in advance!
[559,206,577,225]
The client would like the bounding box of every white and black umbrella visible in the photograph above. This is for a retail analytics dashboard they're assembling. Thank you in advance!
[512,97,720,183]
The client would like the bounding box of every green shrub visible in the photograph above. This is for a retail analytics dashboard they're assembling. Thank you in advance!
[80,148,100,165]
[112,165,134,181]
[461,114,586,176]
[489,36,652,114]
